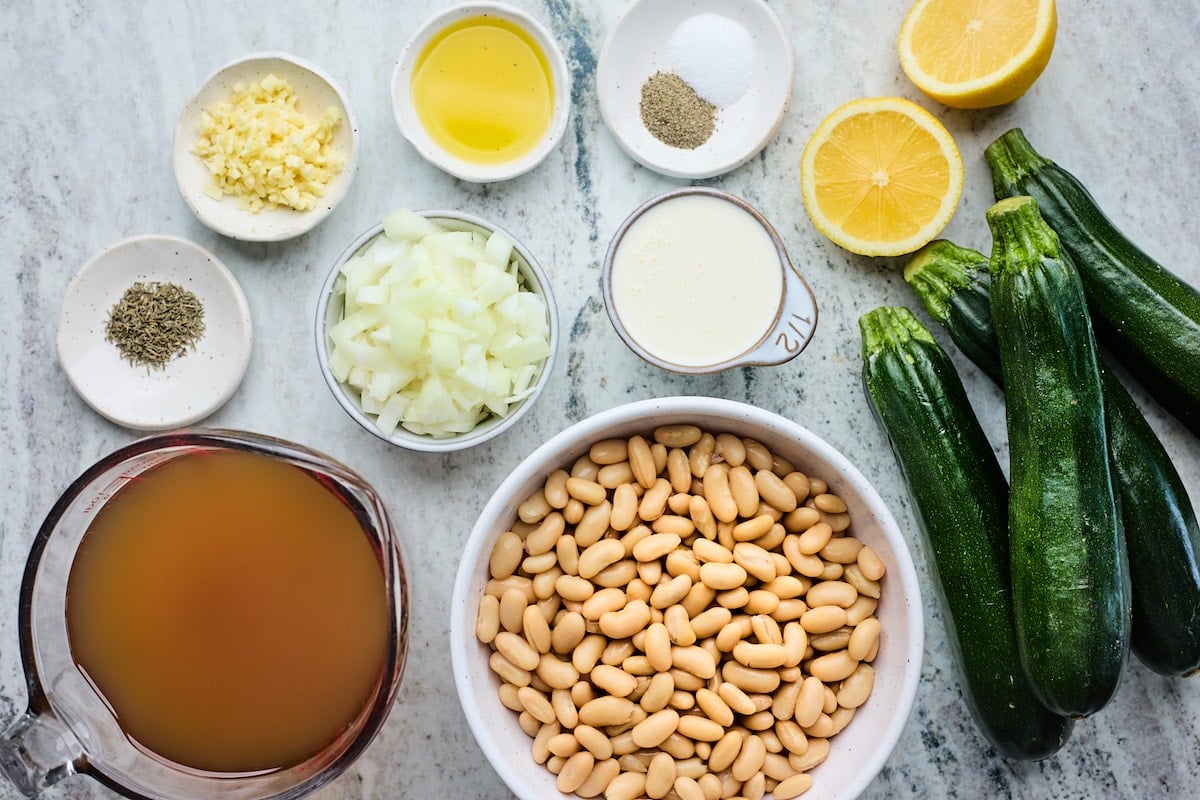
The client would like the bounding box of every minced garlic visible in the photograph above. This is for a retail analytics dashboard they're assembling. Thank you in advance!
[191,73,344,213]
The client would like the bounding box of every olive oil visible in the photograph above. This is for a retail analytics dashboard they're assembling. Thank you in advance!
[65,450,390,774]
[410,15,554,164]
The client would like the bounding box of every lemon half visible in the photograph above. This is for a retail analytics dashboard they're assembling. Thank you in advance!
[799,97,964,258]
[898,0,1058,109]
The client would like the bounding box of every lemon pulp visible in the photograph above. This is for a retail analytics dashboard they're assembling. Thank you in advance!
[812,109,953,243]
[799,97,964,257]
[898,0,1058,109]
[411,16,554,165]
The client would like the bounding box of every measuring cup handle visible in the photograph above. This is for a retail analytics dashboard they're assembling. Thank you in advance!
[744,262,819,367]
[0,709,82,797]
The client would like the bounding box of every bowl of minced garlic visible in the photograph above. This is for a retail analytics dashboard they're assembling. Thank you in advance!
[172,51,359,242]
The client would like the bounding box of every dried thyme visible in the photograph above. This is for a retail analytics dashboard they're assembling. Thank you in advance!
[105,281,206,370]
[639,71,716,150]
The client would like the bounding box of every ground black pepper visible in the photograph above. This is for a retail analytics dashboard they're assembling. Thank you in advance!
[639,71,716,150]
[105,281,206,370]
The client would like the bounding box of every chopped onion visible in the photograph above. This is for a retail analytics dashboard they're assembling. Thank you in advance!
[329,210,552,439]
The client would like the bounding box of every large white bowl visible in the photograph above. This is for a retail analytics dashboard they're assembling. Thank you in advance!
[450,396,924,800]
[315,210,559,453]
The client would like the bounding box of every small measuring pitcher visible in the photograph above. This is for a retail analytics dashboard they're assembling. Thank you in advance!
[602,186,819,375]
[0,430,409,800]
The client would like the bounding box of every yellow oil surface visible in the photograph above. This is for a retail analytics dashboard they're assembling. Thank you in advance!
[411,15,554,165]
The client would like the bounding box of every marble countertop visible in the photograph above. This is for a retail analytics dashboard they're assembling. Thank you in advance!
[3,1,1199,798]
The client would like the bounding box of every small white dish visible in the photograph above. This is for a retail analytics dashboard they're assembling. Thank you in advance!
[597,0,794,180]
[391,2,570,183]
[173,51,359,242]
[57,235,253,431]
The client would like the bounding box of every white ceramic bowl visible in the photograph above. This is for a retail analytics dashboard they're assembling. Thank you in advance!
[173,51,359,242]
[450,396,924,800]
[315,210,559,453]
[391,2,570,182]
[597,0,793,179]
[57,235,253,431]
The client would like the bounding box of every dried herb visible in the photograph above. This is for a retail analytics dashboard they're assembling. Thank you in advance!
[639,71,716,150]
[105,282,206,370]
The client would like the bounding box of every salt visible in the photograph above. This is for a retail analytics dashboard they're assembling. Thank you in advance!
[668,13,755,107]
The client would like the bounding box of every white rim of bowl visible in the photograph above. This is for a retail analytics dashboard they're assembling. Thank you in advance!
[172,50,360,242]
[450,396,925,799]
[390,2,571,183]
[314,210,559,453]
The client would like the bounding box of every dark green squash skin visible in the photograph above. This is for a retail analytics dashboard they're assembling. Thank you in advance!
[907,240,1200,677]
[986,128,1200,439]
[986,197,1131,717]
[859,306,1073,759]
[904,242,1002,381]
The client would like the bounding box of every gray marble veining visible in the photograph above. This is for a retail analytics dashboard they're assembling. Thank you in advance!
[2,1,1199,798]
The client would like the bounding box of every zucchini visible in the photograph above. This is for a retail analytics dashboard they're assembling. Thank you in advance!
[903,241,1001,381]
[859,305,1073,759]
[987,196,1131,717]
[986,128,1200,439]
[907,239,1200,676]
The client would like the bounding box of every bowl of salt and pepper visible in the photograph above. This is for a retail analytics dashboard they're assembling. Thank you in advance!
[596,0,794,179]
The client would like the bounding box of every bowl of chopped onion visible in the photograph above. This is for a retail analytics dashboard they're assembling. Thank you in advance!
[315,209,559,452]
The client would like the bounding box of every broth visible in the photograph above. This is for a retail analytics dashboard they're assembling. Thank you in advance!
[65,449,390,774]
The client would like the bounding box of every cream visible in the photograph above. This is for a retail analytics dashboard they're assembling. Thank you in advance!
[610,194,784,368]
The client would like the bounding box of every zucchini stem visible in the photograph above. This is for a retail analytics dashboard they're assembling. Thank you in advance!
[858,305,936,355]
[986,197,1065,278]
[985,128,1051,198]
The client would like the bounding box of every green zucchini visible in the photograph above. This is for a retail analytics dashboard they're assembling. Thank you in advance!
[986,128,1200,439]
[987,196,1131,717]
[903,241,1001,381]
[859,305,1073,759]
[907,239,1200,676]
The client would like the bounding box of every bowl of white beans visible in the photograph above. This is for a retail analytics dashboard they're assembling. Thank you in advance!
[450,396,923,800]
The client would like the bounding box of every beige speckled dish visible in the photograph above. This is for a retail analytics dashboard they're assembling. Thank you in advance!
[57,235,252,430]
[172,51,359,242]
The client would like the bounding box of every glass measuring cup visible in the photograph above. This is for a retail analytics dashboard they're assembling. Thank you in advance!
[0,429,408,800]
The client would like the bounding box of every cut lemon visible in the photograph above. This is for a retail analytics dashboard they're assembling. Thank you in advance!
[799,97,964,258]
[898,0,1058,109]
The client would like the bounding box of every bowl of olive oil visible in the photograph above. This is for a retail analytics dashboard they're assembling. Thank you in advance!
[391,2,570,182]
